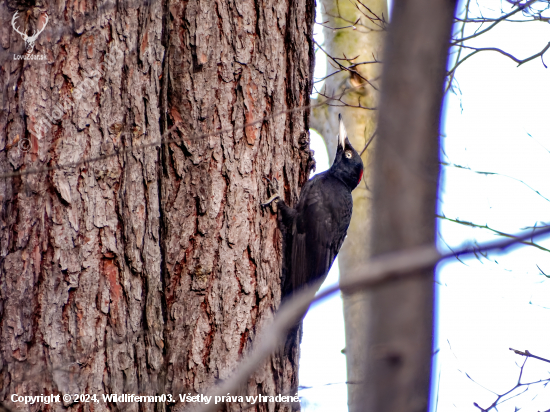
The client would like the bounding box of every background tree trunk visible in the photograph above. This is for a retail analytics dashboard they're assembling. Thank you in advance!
[0,0,315,410]
[309,1,386,409]
[358,0,457,411]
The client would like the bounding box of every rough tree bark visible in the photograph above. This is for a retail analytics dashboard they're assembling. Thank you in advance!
[0,0,315,411]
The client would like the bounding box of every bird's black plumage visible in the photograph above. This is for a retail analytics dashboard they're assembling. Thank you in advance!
[265,115,364,299]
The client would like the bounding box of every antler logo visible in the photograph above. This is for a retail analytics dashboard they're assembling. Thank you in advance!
[11,11,48,54]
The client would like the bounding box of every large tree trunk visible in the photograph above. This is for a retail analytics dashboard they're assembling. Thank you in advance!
[0,0,315,410]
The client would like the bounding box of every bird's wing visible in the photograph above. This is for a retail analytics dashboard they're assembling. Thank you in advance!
[284,176,351,296]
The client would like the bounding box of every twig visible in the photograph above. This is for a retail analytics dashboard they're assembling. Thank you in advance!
[510,348,550,364]
[315,17,360,31]
[445,0,471,94]
[360,130,376,156]
[454,16,550,23]
[313,60,380,84]
[441,161,550,203]
[473,352,550,411]
[314,40,379,91]
[452,42,550,71]
[437,215,550,253]
[451,0,539,44]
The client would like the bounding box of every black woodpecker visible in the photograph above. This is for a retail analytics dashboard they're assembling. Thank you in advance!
[263,115,364,300]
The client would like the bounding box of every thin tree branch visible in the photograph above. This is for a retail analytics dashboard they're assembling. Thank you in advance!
[313,60,381,84]
[437,215,550,253]
[472,348,550,411]
[360,130,376,156]
[509,348,550,364]
[441,161,550,203]
[451,0,539,44]
[456,42,550,69]
[315,18,360,31]
[314,40,380,91]
[455,16,550,23]
[445,0,471,94]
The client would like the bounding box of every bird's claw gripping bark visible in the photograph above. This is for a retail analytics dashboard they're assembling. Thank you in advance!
[261,177,281,209]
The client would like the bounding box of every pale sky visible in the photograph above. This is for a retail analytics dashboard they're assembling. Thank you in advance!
[435,2,550,409]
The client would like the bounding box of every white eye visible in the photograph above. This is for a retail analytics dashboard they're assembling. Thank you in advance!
[345,150,353,159]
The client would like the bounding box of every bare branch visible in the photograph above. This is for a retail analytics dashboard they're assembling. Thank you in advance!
[441,161,550,202]
[472,348,550,411]
[360,130,376,156]
[510,348,550,364]
[455,42,550,69]
[316,90,377,109]
[455,16,550,23]
[452,0,539,44]
[313,60,380,85]
[445,0,472,94]
[445,0,550,93]
[315,17,360,31]
[437,215,550,253]
[314,40,380,91]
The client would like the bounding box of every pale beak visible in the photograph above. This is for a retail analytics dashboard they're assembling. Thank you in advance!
[338,114,347,150]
